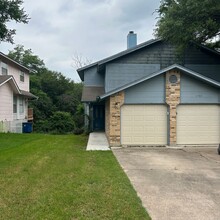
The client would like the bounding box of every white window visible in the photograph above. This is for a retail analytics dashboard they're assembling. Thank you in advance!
[19,98,24,114]
[20,71,24,82]
[13,96,17,113]
[1,62,8,75]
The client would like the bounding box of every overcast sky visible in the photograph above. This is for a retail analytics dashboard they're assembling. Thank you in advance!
[1,0,161,82]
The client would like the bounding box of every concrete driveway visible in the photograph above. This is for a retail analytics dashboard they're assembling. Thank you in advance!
[113,147,220,220]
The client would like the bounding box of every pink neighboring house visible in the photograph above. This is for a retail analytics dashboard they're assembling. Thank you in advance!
[0,52,37,133]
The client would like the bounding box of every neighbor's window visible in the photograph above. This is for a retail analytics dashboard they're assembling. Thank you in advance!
[13,96,17,113]
[19,98,24,114]
[20,71,24,82]
[1,62,8,75]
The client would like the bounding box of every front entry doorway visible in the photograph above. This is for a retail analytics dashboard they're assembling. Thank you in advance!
[93,105,105,131]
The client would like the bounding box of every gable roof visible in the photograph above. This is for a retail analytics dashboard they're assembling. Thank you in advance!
[77,39,161,80]
[77,39,220,81]
[98,64,220,100]
[0,75,20,94]
[193,42,220,57]
[0,52,30,73]
[0,75,37,99]
[0,75,11,85]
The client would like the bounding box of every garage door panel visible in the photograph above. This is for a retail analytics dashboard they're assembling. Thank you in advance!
[121,105,167,145]
[181,136,218,143]
[177,105,220,145]
[178,117,218,124]
[123,137,132,143]
[179,126,218,132]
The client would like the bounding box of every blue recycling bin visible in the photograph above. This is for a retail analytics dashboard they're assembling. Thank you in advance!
[22,122,33,133]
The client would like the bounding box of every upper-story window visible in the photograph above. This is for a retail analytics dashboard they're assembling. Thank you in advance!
[20,71,25,82]
[1,62,8,75]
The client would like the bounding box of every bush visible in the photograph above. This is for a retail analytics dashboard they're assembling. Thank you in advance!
[74,104,84,129]
[73,127,84,135]
[49,111,75,134]
[33,120,50,133]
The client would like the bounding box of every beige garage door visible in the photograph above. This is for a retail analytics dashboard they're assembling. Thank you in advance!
[121,105,167,145]
[177,105,220,145]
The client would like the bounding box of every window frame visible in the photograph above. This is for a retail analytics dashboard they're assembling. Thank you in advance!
[13,95,17,114]
[1,62,8,75]
[20,71,25,82]
[19,98,24,114]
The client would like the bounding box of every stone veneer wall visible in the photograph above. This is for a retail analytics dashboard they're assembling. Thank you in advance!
[105,91,124,146]
[105,98,110,142]
[166,70,181,145]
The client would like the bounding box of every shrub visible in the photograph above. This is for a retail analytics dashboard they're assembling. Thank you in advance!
[49,111,75,134]
[73,127,84,135]
[33,120,50,133]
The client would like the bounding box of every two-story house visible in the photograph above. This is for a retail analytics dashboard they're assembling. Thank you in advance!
[0,52,37,133]
[78,32,220,147]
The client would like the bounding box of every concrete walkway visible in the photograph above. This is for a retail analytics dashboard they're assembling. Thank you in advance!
[86,132,110,151]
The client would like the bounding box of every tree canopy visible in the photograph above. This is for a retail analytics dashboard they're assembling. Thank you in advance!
[155,0,220,51]
[0,0,29,43]
[8,45,84,134]
[8,45,45,73]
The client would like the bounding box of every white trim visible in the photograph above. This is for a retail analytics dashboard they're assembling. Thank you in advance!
[0,76,21,94]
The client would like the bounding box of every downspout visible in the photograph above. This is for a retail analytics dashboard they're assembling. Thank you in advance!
[167,106,170,146]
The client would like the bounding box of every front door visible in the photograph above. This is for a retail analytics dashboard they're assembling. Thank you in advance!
[93,105,105,131]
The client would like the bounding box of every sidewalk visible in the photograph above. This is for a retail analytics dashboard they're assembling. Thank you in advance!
[86,132,110,151]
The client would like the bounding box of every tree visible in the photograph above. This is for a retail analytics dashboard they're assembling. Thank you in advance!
[155,0,220,51]
[0,0,29,43]
[72,52,92,69]
[8,45,84,134]
[8,45,45,73]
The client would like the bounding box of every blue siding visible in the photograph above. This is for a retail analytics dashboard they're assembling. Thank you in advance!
[84,67,104,86]
[114,42,178,69]
[181,75,220,103]
[112,41,220,82]
[105,63,160,92]
[185,64,220,82]
[125,75,165,104]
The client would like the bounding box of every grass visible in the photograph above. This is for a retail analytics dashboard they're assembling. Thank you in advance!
[0,133,150,220]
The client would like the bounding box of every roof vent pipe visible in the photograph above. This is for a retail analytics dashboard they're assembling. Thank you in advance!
[127,31,137,49]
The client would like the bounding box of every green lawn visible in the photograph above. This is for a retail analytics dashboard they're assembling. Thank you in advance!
[0,133,150,220]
